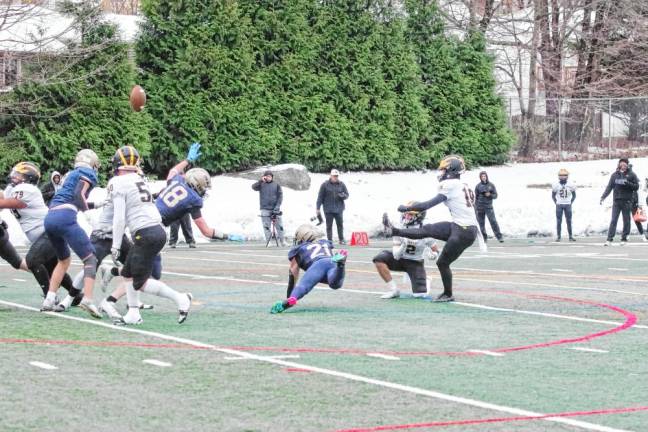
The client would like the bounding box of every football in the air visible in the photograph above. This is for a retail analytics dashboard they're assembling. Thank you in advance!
[129,85,146,112]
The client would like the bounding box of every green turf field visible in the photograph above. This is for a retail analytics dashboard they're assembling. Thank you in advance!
[1,237,648,431]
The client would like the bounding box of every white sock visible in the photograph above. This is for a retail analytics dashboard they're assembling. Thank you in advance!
[142,279,183,306]
[45,291,56,302]
[385,280,397,292]
[61,295,74,308]
[125,282,141,309]
[72,271,84,291]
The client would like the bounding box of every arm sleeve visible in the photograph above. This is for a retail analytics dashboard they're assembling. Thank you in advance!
[409,194,447,212]
[571,190,576,203]
[73,179,91,211]
[316,184,325,210]
[629,173,640,191]
[275,185,283,210]
[490,184,498,200]
[340,183,349,200]
[601,175,614,200]
[552,191,557,203]
[189,207,202,220]
[251,180,262,191]
[111,193,126,250]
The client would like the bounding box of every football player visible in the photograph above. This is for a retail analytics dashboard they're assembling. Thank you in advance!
[108,146,192,325]
[270,224,347,314]
[41,149,102,317]
[98,143,240,294]
[373,204,438,299]
[0,162,80,300]
[382,155,485,302]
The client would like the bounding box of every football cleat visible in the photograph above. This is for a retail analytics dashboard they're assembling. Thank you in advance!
[433,293,455,303]
[99,299,123,320]
[380,290,400,299]
[620,240,627,246]
[79,299,102,319]
[382,213,393,237]
[569,237,576,242]
[178,293,193,324]
[98,264,115,292]
[138,302,154,310]
[270,297,297,314]
[121,308,143,325]
[40,297,56,312]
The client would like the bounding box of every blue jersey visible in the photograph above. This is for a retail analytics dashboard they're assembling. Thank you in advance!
[49,167,97,209]
[288,239,334,271]
[155,175,203,226]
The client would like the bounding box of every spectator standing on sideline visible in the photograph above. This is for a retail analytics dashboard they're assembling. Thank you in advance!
[40,171,62,206]
[601,158,639,246]
[252,170,286,246]
[316,169,349,245]
[169,213,196,248]
[552,168,576,242]
[474,171,503,243]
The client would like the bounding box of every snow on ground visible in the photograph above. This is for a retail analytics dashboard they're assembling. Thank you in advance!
[4,157,647,246]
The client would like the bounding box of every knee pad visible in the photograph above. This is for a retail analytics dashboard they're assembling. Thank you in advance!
[82,255,98,279]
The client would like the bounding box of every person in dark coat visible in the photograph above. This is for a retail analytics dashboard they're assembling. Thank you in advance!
[600,158,639,245]
[630,189,647,241]
[252,170,285,246]
[316,169,349,244]
[474,171,503,243]
[40,170,62,206]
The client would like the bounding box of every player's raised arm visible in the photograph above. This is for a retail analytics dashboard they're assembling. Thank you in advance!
[398,195,447,213]
[167,142,202,180]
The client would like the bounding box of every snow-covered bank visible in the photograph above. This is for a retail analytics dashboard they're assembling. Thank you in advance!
[4,157,646,246]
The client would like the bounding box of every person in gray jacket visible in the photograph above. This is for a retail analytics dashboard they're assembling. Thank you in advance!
[316,169,349,244]
[252,170,286,246]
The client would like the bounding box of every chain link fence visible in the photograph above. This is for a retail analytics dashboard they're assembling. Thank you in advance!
[504,96,648,162]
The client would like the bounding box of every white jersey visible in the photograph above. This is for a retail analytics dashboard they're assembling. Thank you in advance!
[4,183,47,242]
[94,198,114,233]
[552,181,576,205]
[438,179,479,227]
[108,173,161,238]
[393,235,435,262]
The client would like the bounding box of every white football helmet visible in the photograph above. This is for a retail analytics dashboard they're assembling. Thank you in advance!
[185,168,211,197]
[74,149,100,171]
[294,224,322,244]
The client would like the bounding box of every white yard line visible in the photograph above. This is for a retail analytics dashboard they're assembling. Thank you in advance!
[366,353,401,361]
[0,298,628,432]
[29,361,57,370]
[569,347,609,354]
[224,355,301,361]
[551,269,573,272]
[262,274,279,278]
[608,268,628,272]
[142,359,172,367]
[467,350,504,357]
[12,278,26,282]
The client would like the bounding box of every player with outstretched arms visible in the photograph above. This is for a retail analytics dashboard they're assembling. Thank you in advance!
[270,224,348,314]
[41,149,102,318]
[382,155,485,302]
[374,204,438,299]
[97,143,241,304]
[0,162,81,301]
[108,146,192,325]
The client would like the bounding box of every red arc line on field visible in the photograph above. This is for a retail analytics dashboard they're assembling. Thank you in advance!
[333,405,648,431]
[0,291,636,357]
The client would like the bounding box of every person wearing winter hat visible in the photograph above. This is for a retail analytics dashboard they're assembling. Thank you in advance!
[600,158,639,245]
[552,168,576,242]
[474,171,503,243]
[316,169,349,245]
[40,170,62,206]
[252,170,286,246]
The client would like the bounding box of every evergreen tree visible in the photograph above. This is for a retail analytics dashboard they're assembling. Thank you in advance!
[0,1,150,179]
[136,0,262,174]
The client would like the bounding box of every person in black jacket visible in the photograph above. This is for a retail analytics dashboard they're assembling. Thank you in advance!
[474,171,503,243]
[40,170,62,206]
[630,189,647,241]
[252,170,286,246]
[316,169,349,244]
[600,158,639,245]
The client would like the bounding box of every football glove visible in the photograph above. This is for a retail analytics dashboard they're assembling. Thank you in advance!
[186,142,202,163]
[423,247,439,261]
[397,204,410,212]
[110,247,121,267]
[227,234,245,242]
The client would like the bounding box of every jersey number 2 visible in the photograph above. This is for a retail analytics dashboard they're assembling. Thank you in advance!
[306,243,332,259]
